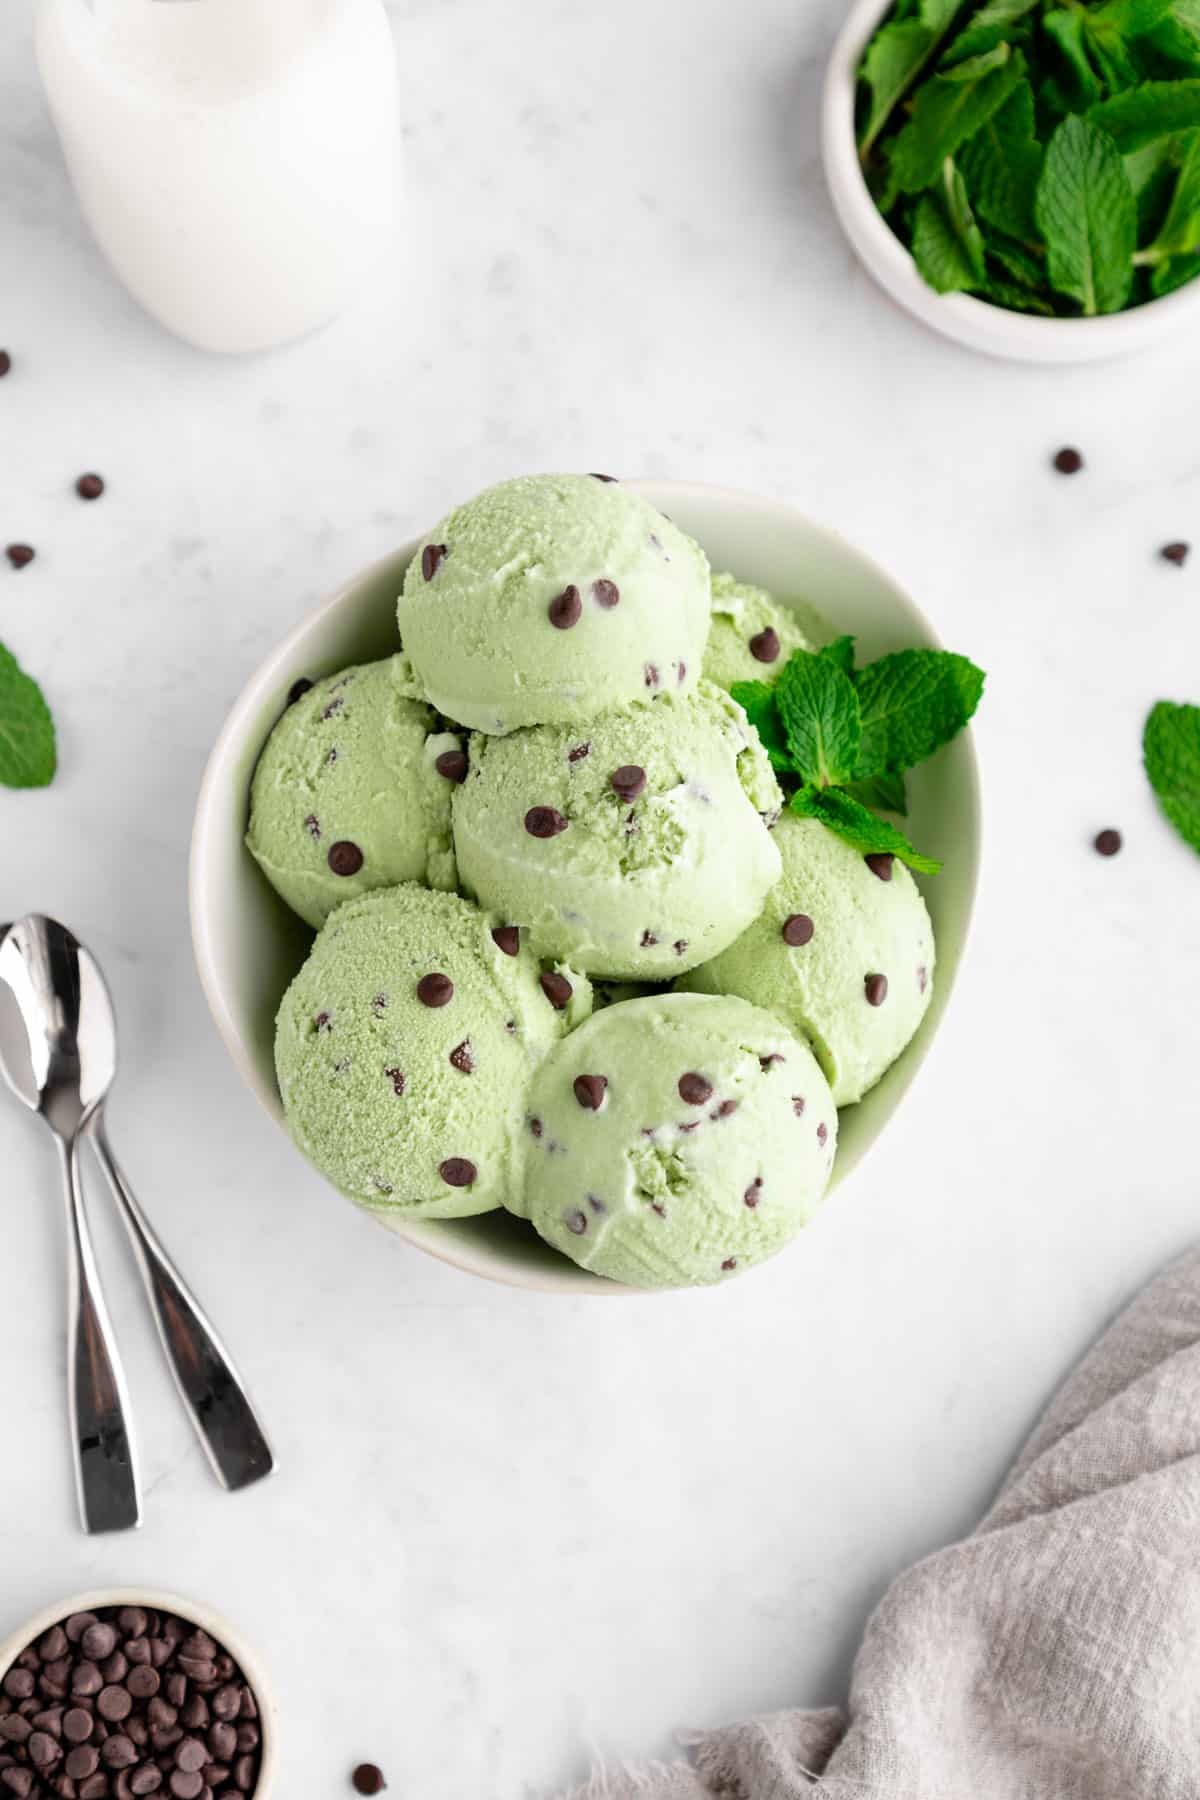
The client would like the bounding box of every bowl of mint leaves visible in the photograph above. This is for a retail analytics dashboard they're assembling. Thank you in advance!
[822,0,1200,359]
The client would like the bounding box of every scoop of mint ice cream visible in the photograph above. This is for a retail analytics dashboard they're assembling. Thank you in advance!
[702,571,812,691]
[275,884,591,1219]
[678,812,935,1104]
[398,473,711,733]
[247,655,459,928]
[519,992,836,1285]
[451,681,782,978]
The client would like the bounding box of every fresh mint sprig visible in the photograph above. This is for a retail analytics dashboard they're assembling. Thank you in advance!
[0,641,56,789]
[1144,699,1200,853]
[732,642,985,874]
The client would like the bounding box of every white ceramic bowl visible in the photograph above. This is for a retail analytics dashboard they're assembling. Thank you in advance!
[190,480,981,1295]
[822,0,1200,363]
[0,1588,276,1797]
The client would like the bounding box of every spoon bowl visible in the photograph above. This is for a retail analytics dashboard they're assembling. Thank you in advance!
[0,917,117,1140]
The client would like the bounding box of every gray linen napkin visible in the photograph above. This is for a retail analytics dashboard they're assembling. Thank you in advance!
[561,1248,1200,1800]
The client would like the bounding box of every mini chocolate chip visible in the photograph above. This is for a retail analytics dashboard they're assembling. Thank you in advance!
[548,585,582,629]
[1094,828,1122,856]
[5,545,34,570]
[320,697,344,721]
[525,805,568,838]
[384,1066,406,1099]
[353,1767,387,1796]
[759,1053,784,1070]
[168,1773,202,1800]
[72,1668,101,1699]
[208,1724,236,1763]
[539,970,572,1010]
[491,925,520,957]
[676,660,687,685]
[567,742,590,762]
[421,543,447,581]
[817,1122,829,1145]
[644,663,660,689]
[439,1157,476,1188]
[1053,447,1083,474]
[744,1178,762,1207]
[174,1741,206,1775]
[40,1630,69,1662]
[63,1713,92,1746]
[3,1673,34,1702]
[435,749,469,783]
[589,472,617,483]
[564,1209,589,1235]
[0,352,10,377]
[591,578,620,608]
[286,677,313,705]
[1161,541,1190,565]
[673,939,689,955]
[749,627,780,663]
[865,853,894,881]
[125,1669,158,1702]
[129,1769,163,1796]
[97,1690,131,1725]
[640,930,658,947]
[449,1039,474,1073]
[865,972,888,1006]
[529,1117,543,1138]
[678,1072,713,1105]
[721,1258,738,1271]
[417,972,453,1007]
[573,1074,607,1110]
[65,1747,100,1781]
[917,964,929,994]
[327,840,364,877]
[782,913,814,946]
[76,474,104,501]
[28,1731,60,1767]
[610,764,646,801]
[713,1098,739,1119]
[81,1627,117,1664]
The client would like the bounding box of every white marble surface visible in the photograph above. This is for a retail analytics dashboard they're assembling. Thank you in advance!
[2,2,1199,1794]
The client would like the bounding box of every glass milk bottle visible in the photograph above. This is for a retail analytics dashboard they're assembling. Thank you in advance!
[36,0,397,353]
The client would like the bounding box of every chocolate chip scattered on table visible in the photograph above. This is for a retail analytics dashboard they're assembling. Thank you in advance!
[0,1605,263,1799]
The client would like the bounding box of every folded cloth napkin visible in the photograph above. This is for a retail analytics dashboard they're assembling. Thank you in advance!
[561,1248,1200,1800]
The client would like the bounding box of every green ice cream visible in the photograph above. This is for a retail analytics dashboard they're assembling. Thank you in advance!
[519,992,837,1285]
[398,474,712,733]
[678,812,935,1105]
[452,681,783,979]
[247,655,460,929]
[275,885,592,1219]
[702,571,812,692]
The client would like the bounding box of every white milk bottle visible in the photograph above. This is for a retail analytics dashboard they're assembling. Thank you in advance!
[36,0,397,353]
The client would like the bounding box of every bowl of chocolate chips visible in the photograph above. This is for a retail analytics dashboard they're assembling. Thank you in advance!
[0,1593,274,1800]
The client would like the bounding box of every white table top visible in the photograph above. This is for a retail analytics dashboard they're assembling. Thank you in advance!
[3,2,1198,1795]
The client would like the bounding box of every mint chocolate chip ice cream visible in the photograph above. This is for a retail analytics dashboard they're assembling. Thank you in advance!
[678,811,935,1104]
[275,884,591,1219]
[398,474,712,733]
[451,682,783,978]
[247,655,460,928]
[519,992,836,1284]
[702,571,812,692]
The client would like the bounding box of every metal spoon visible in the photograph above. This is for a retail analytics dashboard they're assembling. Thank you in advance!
[0,915,141,1532]
[0,916,274,1525]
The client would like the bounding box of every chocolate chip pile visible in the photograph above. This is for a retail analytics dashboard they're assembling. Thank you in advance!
[0,1607,262,1800]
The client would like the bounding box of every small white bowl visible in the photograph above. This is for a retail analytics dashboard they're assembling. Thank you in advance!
[822,0,1200,362]
[0,1588,276,1797]
[190,481,981,1295]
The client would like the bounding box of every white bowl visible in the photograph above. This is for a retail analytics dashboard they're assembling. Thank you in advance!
[189,480,981,1295]
[0,1587,276,1797]
[822,0,1200,363]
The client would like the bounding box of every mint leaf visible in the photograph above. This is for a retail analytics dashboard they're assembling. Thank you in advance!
[730,680,792,775]
[860,20,936,153]
[774,652,861,788]
[912,181,986,291]
[958,80,1043,235]
[1137,128,1200,256]
[854,648,985,777]
[890,44,1024,192]
[1144,699,1200,853]
[985,230,1046,287]
[981,274,1056,311]
[942,0,1038,65]
[0,642,56,789]
[844,770,909,814]
[1043,9,1105,108]
[1089,79,1200,150]
[1082,0,1172,92]
[818,635,857,676]
[1035,115,1136,313]
[791,786,942,874]
[1149,246,1200,288]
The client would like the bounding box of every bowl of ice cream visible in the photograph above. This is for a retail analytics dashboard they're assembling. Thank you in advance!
[190,478,981,1294]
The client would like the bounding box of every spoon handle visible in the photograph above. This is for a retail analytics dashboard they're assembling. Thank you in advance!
[89,1118,275,1492]
[56,1134,142,1534]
